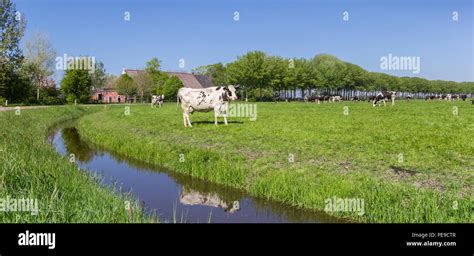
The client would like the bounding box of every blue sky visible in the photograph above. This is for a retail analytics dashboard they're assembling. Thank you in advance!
[16,0,473,82]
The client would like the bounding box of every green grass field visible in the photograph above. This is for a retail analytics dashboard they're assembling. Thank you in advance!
[0,106,151,223]
[77,100,473,223]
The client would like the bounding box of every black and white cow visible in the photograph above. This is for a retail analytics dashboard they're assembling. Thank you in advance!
[306,94,319,103]
[151,95,164,108]
[446,94,453,101]
[316,94,331,104]
[330,94,342,102]
[177,85,238,127]
[373,91,396,107]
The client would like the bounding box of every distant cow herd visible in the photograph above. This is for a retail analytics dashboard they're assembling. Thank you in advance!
[305,93,342,104]
[304,91,397,106]
[424,94,468,101]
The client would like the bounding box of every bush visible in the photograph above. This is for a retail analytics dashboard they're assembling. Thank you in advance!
[0,97,6,106]
[40,96,66,105]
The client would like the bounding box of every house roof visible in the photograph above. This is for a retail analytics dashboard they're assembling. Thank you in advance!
[122,69,214,89]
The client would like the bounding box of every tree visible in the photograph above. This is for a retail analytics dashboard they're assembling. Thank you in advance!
[265,56,287,97]
[0,0,26,102]
[311,54,347,91]
[60,68,92,103]
[23,32,56,100]
[145,57,168,92]
[133,72,153,103]
[284,58,315,98]
[193,63,226,86]
[226,51,270,101]
[162,76,183,100]
[90,61,107,90]
[115,74,135,102]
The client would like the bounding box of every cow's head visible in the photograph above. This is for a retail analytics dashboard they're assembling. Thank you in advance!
[222,85,238,101]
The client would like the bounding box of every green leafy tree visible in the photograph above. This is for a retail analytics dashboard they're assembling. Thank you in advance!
[60,68,92,103]
[311,54,348,91]
[226,51,270,101]
[0,0,27,102]
[193,63,226,86]
[90,61,107,90]
[145,57,168,93]
[162,76,183,100]
[265,56,287,97]
[115,74,135,102]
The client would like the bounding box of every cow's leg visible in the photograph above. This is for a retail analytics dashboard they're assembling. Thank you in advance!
[223,112,228,125]
[182,112,188,127]
[372,100,376,107]
[186,112,192,127]
[383,99,387,107]
[214,110,219,126]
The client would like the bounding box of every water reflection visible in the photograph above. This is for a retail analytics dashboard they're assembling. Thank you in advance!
[49,122,343,223]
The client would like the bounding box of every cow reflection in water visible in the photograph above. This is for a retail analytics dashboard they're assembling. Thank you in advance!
[180,188,240,213]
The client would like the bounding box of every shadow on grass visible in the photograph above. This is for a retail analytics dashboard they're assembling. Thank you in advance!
[191,120,244,125]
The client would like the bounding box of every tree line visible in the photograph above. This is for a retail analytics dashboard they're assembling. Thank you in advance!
[194,51,474,101]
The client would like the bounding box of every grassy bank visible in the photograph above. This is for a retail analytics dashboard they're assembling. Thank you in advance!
[77,101,473,223]
[0,106,150,223]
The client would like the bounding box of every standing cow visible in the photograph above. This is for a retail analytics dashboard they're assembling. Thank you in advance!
[177,85,238,127]
[331,95,342,102]
[446,94,452,101]
[151,95,164,108]
[373,91,396,107]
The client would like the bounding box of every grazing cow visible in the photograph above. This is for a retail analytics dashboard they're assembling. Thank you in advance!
[306,94,319,103]
[405,95,413,101]
[373,91,396,107]
[461,94,467,101]
[177,85,238,127]
[316,94,331,104]
[151,95,164,108]
[351,96,361,101]
[446,94,452,101]
[451,94,459,100]
[331,95,342,102]
[425,95,436,101]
